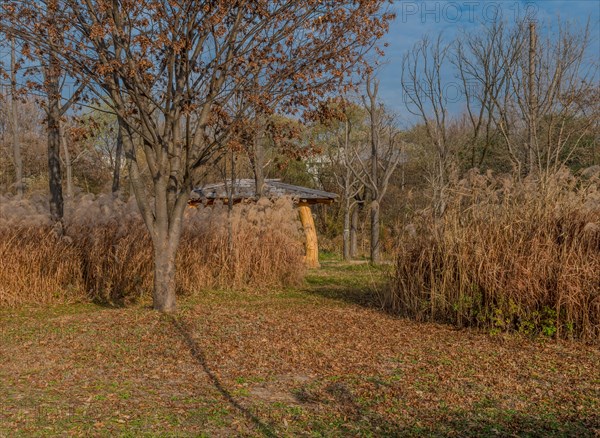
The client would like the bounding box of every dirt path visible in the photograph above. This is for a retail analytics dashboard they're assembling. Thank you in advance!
[1,261,599,436]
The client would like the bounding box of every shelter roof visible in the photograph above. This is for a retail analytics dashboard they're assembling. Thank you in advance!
[190,179,338,206]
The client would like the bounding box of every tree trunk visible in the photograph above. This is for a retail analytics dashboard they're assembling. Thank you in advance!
[44,18,64,229]
[47,75,64,226]
[298,204,320,268]
[400,163,405,191]
[227,147,236,272]
[252,128,265,197]
[120,124,184,313]
[528,21,538,175]
[10,38,23,197]
[153,240,178,313]
[48,119,64,224]
[61,129,74,199]
[370,200,380,264]
[112,124,123,195]
[254,158,265,197]
[150,186,185,313]
[366,75,380,264]
[433,158,447,219]
[350,204,358,258]
[343,199,351,261]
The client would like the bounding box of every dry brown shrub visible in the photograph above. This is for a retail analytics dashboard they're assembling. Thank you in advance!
[385,168,600,341]
[178,198,306,294]
[0,194,305,307]
[0,226,84,306]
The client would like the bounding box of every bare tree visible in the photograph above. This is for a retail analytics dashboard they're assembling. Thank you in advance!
[82,108,125,194]
[523,20,597,175]
[9,37,23,196]
[0,34,25,195]
[60,121,93,198]
[456,17,598,176]
[337,117,364,261]
[318,100,366,260]
[402,36,453,218]
[353,75,403,263]
[18,5,85,226]
[453,19,516,170]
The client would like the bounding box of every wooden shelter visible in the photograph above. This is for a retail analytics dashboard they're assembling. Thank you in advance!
[189,179,337,268]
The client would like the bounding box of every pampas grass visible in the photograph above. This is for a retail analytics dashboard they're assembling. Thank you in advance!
[0,194,305,307]
[385,168,600,340]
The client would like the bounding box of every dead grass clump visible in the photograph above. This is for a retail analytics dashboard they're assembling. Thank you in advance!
[0,195,305,307]
[0,226,84,306]
[385,168,600,340]
[178,198,306,293]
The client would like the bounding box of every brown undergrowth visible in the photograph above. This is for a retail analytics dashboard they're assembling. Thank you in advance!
[0,195,304,307]
[386,168,600,341]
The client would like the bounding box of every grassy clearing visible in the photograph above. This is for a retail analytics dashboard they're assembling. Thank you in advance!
[1,260,599,437]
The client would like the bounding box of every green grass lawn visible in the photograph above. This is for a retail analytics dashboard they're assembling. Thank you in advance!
[1,260,598,437]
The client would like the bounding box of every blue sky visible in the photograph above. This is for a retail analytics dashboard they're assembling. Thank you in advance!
[1,1,597,125]
[377,0,600,127]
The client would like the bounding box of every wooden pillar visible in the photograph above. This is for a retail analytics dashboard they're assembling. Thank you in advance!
[298,204,320,268]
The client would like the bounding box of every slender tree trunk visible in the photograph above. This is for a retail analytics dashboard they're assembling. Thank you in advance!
[112,124,123,195]
[227,147,236,272]
[46,59,64,226]
[252,128,265,197]
[43,12,65,229]
[61,129,74,199]
[253,156,265,197]
[370,199,380,264]
[342,118,353,261]
[47,113,63,224]
[366,75,380,264]
[433,154,447,219]
[528,21,538,175]
[350,205,358,258]
[10,38,23,197]
[343,198,351,261]
[400,163,405,191]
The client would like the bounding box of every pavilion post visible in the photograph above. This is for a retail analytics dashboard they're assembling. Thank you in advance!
[298,203,320,268]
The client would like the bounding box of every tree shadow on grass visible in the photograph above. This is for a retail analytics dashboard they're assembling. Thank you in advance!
[303,280,379,308]
[170,316,278,438]
[399,410,600,437]
[295,379,599,437]
[301,262,388,309]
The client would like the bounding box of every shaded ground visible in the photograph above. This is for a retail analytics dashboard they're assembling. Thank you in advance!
[1,260,599,437]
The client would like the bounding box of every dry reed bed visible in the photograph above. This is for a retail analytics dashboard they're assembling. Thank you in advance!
[386,169,600,341]
[0,195,304,307]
